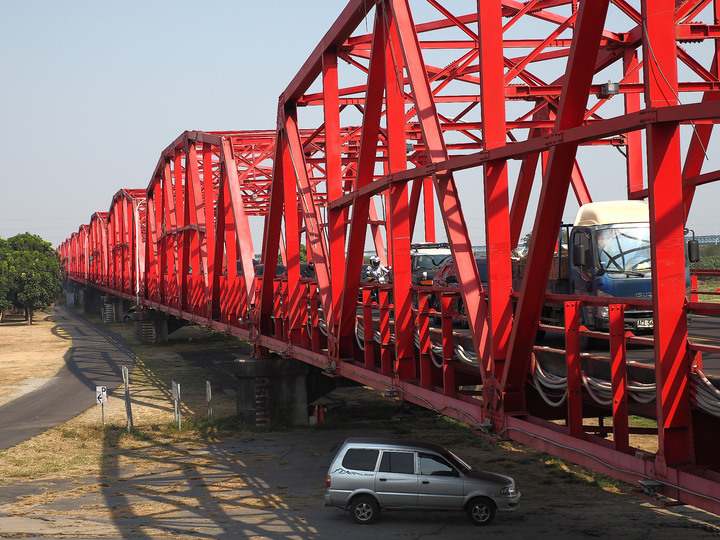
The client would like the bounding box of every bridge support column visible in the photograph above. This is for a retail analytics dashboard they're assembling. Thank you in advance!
[101,296,125,323]
[82,286,103,316]
[62,279,76,306]
[133,310,168,344]
[235,357,309,427]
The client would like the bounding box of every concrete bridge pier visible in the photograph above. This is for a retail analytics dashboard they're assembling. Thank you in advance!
[235,357,309,427]
[80,286,103,315]
[133,309,168,344]
[101,295,128,323]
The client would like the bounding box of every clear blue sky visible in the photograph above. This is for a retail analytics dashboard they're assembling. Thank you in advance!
[0,1,347,248]
[1,1,718,249]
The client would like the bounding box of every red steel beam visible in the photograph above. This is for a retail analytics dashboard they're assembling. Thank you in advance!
[478,0,514,380]
[60,0,720,517]
[504,0,612,411]
[642,0,694,470]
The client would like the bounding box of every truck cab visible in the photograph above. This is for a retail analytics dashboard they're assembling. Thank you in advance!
[410,242,452,286]
[569,201,654,332]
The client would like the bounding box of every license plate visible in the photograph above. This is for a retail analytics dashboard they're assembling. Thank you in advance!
[637,319,653,329]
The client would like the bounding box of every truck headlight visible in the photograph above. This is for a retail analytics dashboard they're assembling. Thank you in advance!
[596,290,612,319]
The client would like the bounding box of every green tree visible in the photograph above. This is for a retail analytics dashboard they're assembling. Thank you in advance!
[276,244,308,264]
[0,233,61,324]
[0,257,12,320]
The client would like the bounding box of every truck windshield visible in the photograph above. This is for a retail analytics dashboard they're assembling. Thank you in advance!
[412,254,450,270]
[594,226,651,275]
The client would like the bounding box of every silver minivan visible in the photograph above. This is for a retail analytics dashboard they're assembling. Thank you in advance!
[324,437,520,525]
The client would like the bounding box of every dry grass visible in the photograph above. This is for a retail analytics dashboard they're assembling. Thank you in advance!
[693,278,720,303]
[0,307,247,482]
[0,311,72,406]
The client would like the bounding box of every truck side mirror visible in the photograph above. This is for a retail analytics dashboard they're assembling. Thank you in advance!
[572,243,587,267]
[688,238,700,263]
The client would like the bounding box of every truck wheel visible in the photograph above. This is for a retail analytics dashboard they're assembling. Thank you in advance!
[349,495,379,524]
[458,299,469,328]
[429,295,441,324]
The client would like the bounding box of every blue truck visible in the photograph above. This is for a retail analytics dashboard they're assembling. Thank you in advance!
[514,201,656,334]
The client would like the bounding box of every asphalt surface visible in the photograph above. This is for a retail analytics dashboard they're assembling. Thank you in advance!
[0,305,136,450]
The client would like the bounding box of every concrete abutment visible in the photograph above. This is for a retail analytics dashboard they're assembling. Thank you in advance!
[235,357,310,427]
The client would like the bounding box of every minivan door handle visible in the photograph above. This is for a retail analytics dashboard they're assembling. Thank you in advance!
[378,478,387,482]
[422,480,430,484]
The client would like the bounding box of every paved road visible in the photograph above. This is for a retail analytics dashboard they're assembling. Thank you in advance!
[0,305,135,450]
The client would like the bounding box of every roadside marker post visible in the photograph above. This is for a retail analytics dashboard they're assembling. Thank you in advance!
[96,385,107,426]
[122,366,133,433]
[206,380,213,422]
[172,380,181,429]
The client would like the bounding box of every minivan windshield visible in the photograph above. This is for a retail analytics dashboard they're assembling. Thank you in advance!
[594,225,651,276]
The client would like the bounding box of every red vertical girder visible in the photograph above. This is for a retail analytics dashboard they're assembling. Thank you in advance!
[202,142,216,314]
[624,48,645,198]
[379,290,393,376]
[385,7,415,375]
[609,304,629,453]
[323,50,346,332]
[173,152,184,309]
[61,1,720,516]
[440,293,455,396]
[258,131,285,337]
[183,143,203,315]
[478,0,513,375]
[564,301,583,438]
[422,176,435,242]
[281,119,303,345]
[417,291,432,388]
[220,138,257,308]
[362,289,374,370]
[504,0,611,411]
[145,185,159,303]
[642,0,694,469]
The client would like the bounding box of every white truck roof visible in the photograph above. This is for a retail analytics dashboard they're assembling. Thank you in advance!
[410,242,452,255]
[573,201,649,227]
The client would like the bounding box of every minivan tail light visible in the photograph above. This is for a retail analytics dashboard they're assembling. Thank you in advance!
[326,475,331,488]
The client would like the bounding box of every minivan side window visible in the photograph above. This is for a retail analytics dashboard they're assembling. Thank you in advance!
[419,453,458,476]
[342,449,379,471]
[379,451,415,474]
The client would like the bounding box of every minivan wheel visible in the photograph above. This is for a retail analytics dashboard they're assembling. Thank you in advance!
[467,497,496,525]
[349,495,379,524]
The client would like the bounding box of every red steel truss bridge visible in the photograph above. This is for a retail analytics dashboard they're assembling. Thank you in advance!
[60,1,720,515]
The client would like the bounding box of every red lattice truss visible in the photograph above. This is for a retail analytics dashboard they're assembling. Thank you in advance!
[61,1,720,514]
